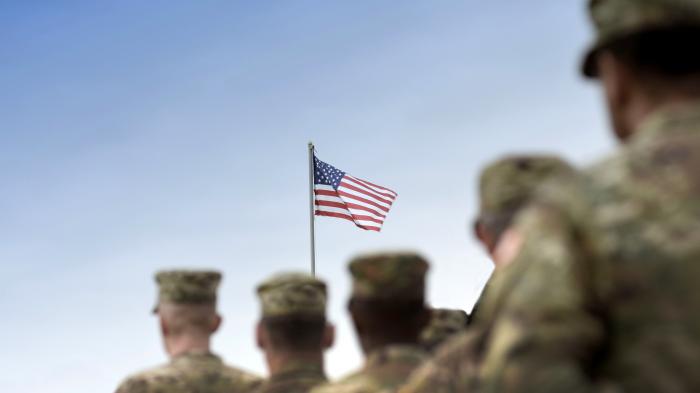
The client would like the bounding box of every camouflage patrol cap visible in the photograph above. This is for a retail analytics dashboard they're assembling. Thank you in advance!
[349,252,429,301]
[153,269,221,313]
[479,155,575,218]
[583,0,700,77]
[420,308,469,350]
[256,272,327,318]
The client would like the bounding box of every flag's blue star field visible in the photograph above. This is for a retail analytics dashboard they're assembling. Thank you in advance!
[314,155,346,189]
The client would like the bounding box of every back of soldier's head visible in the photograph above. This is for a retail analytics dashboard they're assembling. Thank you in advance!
[476,155,575,251]
[256,272,329,353]
[154,269,222,336]
[347,252,430,352]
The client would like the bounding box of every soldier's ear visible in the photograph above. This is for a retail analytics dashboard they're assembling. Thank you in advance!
[211,314,222,333]
[348,300,366,337]
[417,306,431,331]
[598,51,637,141]
[474,219,496,255]
[322,322,335,350]
[159,316,169,337]
[256,322,266,350]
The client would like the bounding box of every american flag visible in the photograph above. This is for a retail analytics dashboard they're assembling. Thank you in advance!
[313,155,397,232]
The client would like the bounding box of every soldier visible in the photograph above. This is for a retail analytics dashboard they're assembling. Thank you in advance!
[420,308,468,352]
[311,252,431,393]
[399,155,576,393]
[253,272,334,393]
[411,0,700,391]
[115,270,261,393]
[468,155,577,323]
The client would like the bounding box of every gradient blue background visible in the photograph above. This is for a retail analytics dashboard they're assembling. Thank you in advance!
[1,2,613,392]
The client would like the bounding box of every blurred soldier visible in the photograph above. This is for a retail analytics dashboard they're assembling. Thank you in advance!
[115,270,261,393]
[254,272,334,393]
[399,155,576,393]
[420,308,468,352]
[468,155,577,323]
[412,0,700,392]
[311,252,430,393]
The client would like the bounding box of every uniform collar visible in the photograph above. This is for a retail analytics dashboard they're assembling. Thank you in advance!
[171,351,221,365]
[270,362,326,383]
[632,100,700,146]
[364,344,427,369]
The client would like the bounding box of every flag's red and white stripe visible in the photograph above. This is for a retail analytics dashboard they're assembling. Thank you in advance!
[315,175,397,232]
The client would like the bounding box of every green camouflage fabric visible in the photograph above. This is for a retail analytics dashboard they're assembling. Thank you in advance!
[478,155,575,219]
[114,352,261,393]
[466,273,493,326]
[420,308,469,352]
[403,102,700,393]
[583,0,700,76]
[398,261,529,393]
[400,156,578,393]
[349,252,428,301]
[311,345,428,393]
[257,272,327,318]
[153,269,221,312]
[253,363,327,393]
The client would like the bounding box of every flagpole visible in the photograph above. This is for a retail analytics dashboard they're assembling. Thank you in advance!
[308,142,316,276]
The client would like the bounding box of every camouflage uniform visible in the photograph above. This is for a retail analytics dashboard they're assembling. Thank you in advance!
[253,365,327,393]
[399,156,576,393]
[313,345,427,393]
[311,252,430,393]
[115,270,261,393]
[406,1,700,392]
[475,109,700,393]
[115,353,261,393]
[254,273,329,393]
[420,308,469,352]
[480,2,700,392]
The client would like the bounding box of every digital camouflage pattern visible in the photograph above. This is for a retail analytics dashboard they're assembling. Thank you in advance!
[311,345,428,393]
[114,352,261,393]
[420,308,469,352]
[349,252,428,301]
[399,154,577,393]
[257,272,327,318]
[398,257,531,393]
[481,102,700,392]
[253,363,327,393]
[403,102,700,393]
[583,0,700,76]
[478,155,576,220]
[153,269,221,312]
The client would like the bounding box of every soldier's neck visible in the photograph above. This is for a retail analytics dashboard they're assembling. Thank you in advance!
[166,334,212,358]
[267,350,324,376]
[361,336,419,355]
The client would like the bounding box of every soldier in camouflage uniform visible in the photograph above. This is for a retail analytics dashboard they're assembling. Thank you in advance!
[399,156,577,393]
[311,252,431,393]
[468,155,577,323]
[405,0,700,392]
[253,272,333,393]
[115,270,261,393]
[420,308,469,352]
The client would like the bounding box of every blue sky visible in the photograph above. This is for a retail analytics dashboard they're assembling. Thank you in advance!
[1,2,613,392]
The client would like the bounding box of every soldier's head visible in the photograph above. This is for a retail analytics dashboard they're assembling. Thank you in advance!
[153,270,223,356]
[420,308,469,352]
[255,272,334,371]
[475,155,576,264]
[583,0,700,141]
[347,252,430,355]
